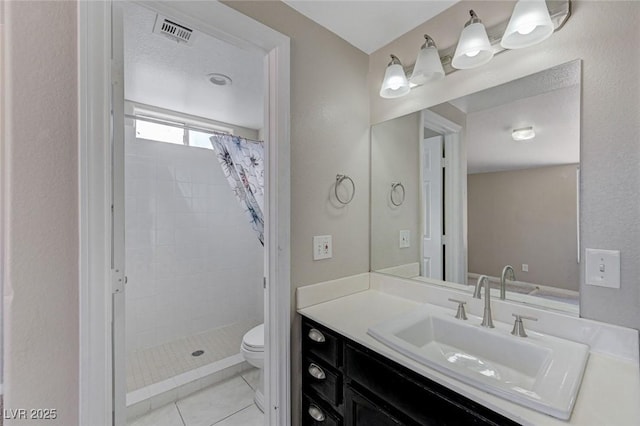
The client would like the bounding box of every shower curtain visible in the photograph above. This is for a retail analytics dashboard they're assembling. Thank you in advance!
[210,134,265,246]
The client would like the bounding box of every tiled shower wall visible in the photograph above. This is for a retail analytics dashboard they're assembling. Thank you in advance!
[124,127,264,354]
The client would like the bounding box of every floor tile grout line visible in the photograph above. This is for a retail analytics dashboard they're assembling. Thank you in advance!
[209,403,254,426]
[240,374,254,391]
[175,401,187,426]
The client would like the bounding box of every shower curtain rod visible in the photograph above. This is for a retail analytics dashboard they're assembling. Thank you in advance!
[125,113,264,144]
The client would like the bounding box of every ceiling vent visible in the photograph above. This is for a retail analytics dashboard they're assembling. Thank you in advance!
[153,15,195,45]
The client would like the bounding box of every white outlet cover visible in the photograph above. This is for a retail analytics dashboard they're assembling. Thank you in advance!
[399,230,410,248]
[313,235,332,260]
[585,248,620,288]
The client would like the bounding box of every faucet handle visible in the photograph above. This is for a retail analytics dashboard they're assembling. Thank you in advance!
[511,313,538,337]
[448,298,468,320]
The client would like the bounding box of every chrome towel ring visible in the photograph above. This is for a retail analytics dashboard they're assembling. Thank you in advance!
[335,174,355,204]
[390,182,405,206]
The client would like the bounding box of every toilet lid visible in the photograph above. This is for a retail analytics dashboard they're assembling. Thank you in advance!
[243,324,264,350]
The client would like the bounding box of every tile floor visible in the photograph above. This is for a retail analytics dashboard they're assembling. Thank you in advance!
[128,369,262,426]
[127,320,259,392]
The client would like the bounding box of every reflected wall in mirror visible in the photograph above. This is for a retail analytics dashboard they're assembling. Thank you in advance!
[371,60,581,314]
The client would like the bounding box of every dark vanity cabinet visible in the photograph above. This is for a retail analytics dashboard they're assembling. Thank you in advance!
[301,316,521,426]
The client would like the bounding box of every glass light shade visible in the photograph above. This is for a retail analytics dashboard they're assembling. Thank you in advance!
[501,0,554,49]
[451,22,494,69]
[410,46,445,85]
[512,126,535,141]
[380,61,410,99]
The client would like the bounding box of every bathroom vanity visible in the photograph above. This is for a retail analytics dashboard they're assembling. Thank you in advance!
[302,316,519,425]
[297,273,640,426]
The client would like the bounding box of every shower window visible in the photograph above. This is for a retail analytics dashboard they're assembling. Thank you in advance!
[135,118,185,145]
[133,108,232,149]
[188,129,215,150]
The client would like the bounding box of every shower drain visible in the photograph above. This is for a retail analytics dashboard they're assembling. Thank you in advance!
[191,350,205,357]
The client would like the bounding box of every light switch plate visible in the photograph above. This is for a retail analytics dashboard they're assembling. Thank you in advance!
[313,235,332,260]
[399,230,410,248]
[585,248,620,288]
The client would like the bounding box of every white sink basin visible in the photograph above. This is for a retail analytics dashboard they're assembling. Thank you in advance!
[367,303,589,420]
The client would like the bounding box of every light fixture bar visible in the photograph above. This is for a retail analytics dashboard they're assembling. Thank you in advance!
[403,0,570,79]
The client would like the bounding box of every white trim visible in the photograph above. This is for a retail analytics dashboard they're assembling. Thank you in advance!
[79,1,291,425]
[78,2,114,425]
[422,110,466,284]
[264,41,291,426]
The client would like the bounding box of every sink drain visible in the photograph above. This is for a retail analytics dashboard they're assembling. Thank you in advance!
[191,350,205,357]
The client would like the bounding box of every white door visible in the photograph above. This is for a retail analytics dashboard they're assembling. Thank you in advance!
[421,136,444,279]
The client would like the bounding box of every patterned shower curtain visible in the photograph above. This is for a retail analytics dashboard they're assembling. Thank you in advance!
[210,134,265,246]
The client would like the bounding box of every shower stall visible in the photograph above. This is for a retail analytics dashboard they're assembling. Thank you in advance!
[124,118,264,410]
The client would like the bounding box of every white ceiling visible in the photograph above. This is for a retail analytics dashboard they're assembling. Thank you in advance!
[448,62,581,174]
[283,0,460,54]
[122,1,462,129]
[449,61,580,173]
[464,85,580,174]
[123,2,264,130]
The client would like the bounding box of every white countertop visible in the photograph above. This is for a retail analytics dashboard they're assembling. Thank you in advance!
[297,278,640,426]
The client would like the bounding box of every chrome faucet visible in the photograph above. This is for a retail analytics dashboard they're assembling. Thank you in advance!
[473,275,494,328]
[500,265,516,300]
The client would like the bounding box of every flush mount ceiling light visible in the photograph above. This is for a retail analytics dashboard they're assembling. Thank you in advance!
[451,10,494,70]
[501,0,554,49]
[207,73,232,86]
[512,126,536,141]
[410,35,445,85]
[379,55,411,99]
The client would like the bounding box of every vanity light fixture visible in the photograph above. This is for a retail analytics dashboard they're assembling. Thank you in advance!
[410,35,445,85]
[512,126,536,141]
[451,10,494,70]
[379,55,411,99]
[501,0,554,49]
[377,1,571,99]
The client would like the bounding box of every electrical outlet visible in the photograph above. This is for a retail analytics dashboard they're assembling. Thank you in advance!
[313,235,332,260]
[521,264,529,272]
[399,230,410,248]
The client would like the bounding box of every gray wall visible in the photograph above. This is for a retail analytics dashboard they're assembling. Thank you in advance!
[223,2,370,425]
[468,165,580,291]
[371,112,420,271]
[3,2,79,424]
[369,1,640,330]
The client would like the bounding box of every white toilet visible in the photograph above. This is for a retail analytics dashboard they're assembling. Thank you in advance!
[241,323,265,412]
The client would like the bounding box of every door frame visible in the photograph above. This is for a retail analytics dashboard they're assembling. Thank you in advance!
[421,110,465,284]
[78,2,291,425]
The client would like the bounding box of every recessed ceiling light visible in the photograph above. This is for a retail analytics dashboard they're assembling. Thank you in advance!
[207,73,232,86]
[512,126,535,141]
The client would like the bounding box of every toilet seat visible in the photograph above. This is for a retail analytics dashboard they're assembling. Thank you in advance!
[242,324,264,352]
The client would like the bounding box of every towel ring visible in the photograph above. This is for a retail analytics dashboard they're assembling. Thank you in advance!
[390,182,405,206]
[335,174,355,204]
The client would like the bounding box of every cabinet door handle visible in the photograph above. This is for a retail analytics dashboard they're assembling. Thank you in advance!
[308,363,326,380]
[308,328,326,343]
[308,404,326,421]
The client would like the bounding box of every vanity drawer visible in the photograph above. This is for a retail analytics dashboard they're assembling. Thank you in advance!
[302,318,342,368]
[345,343,520,426]
[303,392,342,426]
[303,355,342,407]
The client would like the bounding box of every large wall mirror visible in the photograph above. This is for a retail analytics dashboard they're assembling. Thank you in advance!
[371,60,581,315]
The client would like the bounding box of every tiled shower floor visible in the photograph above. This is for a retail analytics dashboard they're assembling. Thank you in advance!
[127,320,260,392]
